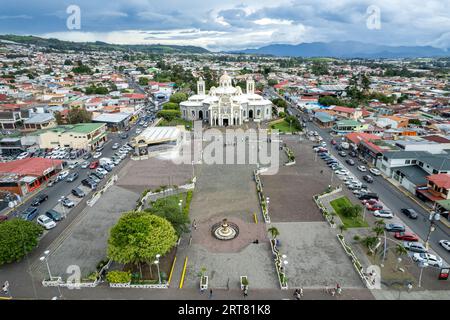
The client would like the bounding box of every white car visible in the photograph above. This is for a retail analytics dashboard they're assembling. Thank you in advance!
[57,170,69,180]
[96,168,108,176]
[68,161,79,169]
[412,253,443,267]
[81,161,90,169]
[37,215,56,230]
[335,169,349,175]
[112,143,120,150]
[373,210,394,219]
[357,165,367,172]
[16,152,30,160]
[93,152,102,159]
[369,168,381,176]
[439,239,450,251]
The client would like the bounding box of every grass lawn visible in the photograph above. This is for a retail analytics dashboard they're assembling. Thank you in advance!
[158,117,192,130]
[270,120,300,133]
[330,196,369,228]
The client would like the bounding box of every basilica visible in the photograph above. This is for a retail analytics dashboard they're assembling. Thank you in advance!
[180,72,273,126]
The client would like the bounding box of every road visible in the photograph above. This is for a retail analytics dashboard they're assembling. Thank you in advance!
[281,100,450,265]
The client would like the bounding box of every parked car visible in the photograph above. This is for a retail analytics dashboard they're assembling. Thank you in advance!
[96,168,108,176]
[112,143,120,150]
[369,168,381,176]
[31,194,49,206]
[56,170,70,181]
[385,223,405,232]
[89,160,99,169]
[66,172,79,182]
[37,215,56,230]
[47,178,57,187]
[439,239,450,251]
[21,207,39,221]
[346,159,355,166]
[412,253,443,267]
[93,152,102,159]
[373,210,394,218]
[335,169,349,175]
[82,153,92,160]
[45,209,63,222]
[81,161,90,169]
[331,139,337,145]
[68,161,79,169]
[71,188,85,198]
[95,145,104,152]
[395,232,419,242]
[102,164,113,172]
[403,242,428,253]
[88,174,101,183]
[363,175,374,183]
[91,171,104,179]
[338,151,347,157]
[16,152,30,160]
[119,132,129,139]
[367,204,383,211]
[82,178,97,190]
[357,165,367,172]
[358,192,379,200]
[401,208,419,219]
[349,151,357,157]
[60,197,75,208]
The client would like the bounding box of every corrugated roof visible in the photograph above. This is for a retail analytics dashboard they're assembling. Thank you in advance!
[0,158,62,177]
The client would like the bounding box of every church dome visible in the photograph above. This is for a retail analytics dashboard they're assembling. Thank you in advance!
[219,71,231,83]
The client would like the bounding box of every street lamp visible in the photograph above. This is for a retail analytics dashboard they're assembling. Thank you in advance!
[39,250,52,280]
[418,262,428,288]
[179,199,183,214]
[266,197,270,213]
[155,254,161,284]
[425,212,440,250]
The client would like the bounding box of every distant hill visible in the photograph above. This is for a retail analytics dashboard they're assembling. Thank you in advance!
[0,34,209,54]
[229,41,450,58]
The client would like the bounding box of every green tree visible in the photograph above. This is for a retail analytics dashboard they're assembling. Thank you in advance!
[54,111,64,125]
[394,244,408,270]
[268,226,280,240]
[108,212,177,277]
[311,61,329,75]
[67,107,92,124]
[268,79,278,86]
[145,196,190,237]
[0,219,44,265]
[169,92,188,104]
[157,110,181,121]
[138,77,149,86]
[162,102,180,110]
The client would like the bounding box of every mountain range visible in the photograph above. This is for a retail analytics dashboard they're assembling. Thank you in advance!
[0,35,209,54]
[229,41,450,58]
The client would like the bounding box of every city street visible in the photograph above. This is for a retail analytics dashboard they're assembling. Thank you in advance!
[284,104,450,266]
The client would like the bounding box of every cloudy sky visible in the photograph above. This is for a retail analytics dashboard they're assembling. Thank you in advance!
[1,0,450,51]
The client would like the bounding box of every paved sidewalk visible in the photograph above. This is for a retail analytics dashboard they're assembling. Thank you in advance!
[371,289,450,300]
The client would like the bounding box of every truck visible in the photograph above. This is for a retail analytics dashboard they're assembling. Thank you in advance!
[340,142,350,150]
[99,157,113,166]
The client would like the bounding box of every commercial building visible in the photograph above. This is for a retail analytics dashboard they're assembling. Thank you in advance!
[133,126,183,155]
[0,157,63,196]
[33,123,107,151]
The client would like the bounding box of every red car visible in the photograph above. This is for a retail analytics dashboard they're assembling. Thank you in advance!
[362,199,378,206]
[366,204,383,211]
[331,140,337,145]
[394,232,419,242]
[89,160,99,169]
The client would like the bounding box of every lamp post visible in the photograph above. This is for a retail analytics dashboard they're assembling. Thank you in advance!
[155,254,161,284]
[179,199,183,215]
[266,197,270,213]
[418,262,428,288]
[425,211,440,250]
[39,250,52,280]
[192,161,195,178]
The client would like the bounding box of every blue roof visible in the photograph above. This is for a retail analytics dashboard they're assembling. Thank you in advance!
[314,112,335,123]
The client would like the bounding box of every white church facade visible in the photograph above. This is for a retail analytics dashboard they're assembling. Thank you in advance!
[180,72,273,126]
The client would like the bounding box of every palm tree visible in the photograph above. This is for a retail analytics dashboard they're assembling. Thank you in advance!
[268,226,280,240]
[361,236,377,254]
[372,225,384,238]
[374,219,385,228]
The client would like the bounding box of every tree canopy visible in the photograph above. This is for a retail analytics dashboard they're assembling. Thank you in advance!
[145,196,190,237]
[0,219,43,265]
[66,107,92,124]
[108,212,177,266]
[169,92,188,104]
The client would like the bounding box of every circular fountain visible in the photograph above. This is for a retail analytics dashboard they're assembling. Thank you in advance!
[211,218,239,240]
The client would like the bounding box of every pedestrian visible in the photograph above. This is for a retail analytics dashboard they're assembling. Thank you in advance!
[209,289,213,299]
[243,287,248,298]
[2,281,9,295]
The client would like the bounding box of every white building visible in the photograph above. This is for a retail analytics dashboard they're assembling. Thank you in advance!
[180,72,273,126]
